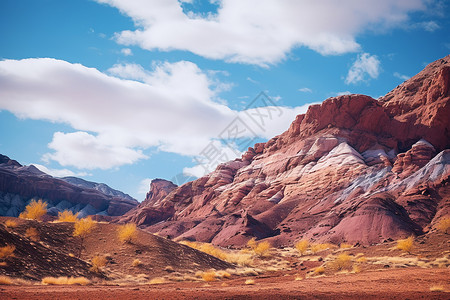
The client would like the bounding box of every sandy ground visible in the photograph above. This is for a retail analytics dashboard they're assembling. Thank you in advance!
[1,268,449,300]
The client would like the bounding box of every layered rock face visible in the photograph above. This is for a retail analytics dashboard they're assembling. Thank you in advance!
[121,55,450,247]
[0,155,138,218]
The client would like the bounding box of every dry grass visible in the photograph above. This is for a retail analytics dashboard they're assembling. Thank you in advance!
[0,275,13,285]
[19,199,47,221]
[90,255,107,272]
[200,271,216,282]
[313,266,325,275]
[247,238,271,257]
[310,243,335,254]
[331,253,352,271]
[132,259,142,267]
[436,217,450,234]
[295,240,309,255]
[148,277,166,284]
[430,285,445,292]
[56,210,78,222]
[41,276,90,285]
[73,217,96,238]
[356,256,367,263]
[0,245,15,259]
[340,243,353,249]
[396,236,414,253]
[295,276,303,281]
[180,241,253,266]
[245,279,255,285]
[4,219,18,228]
[25,227,39,241]
[118,223,137,244]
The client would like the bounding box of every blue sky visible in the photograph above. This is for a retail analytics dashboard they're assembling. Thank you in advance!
[0,0,449,200]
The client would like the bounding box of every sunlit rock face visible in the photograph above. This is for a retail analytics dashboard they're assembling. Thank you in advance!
[123,56,450,247]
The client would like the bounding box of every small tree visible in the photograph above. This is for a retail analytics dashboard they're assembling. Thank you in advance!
[73,217,96,257]
[19,199,47,221]
[295,240,309,255]
[57,210,78,222]
[118,223,137,244]
[396,236,414,253]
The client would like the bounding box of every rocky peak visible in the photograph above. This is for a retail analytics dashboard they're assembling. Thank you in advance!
[144,179,177,206]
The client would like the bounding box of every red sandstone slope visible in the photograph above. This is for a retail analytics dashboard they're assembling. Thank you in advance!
[120,55,450,247]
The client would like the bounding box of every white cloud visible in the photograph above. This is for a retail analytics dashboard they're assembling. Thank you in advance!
[345,53,381,84]
[121,48,133,56]
[393,72,410,81]
[298,87,312,93]
[95,0,427,66]
[415,21,440,32]
[0,58,315,170]
[31,163,90,178]
[137,178,153,196]
[337,91,352,96]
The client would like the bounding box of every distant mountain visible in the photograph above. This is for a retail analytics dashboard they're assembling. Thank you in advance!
[0,154,138,218]
[60,176,136,202]
[119,55,450,247]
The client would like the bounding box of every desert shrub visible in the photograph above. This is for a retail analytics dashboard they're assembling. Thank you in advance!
[216,270,231,278]
[57,210,78,222]
[253,241,271,257]
[90,255,107,272]
[73,217,96,257]
[340,243,353,249]
[356,256,367,263]
[295,240,309,255]
[0,245,15,259]
[396,236,414,253]
[25,227,39,241]
[200,271,216,282]
[310,243,334,254]
[436,217,450,234]
[331,253,352,270]
[0,275,13,285]
[148,277,166,284]
[313,266,325,275]
[19,199,47,221]
[41,276,90,285]
[117,223,137,244]
[4,219,17,228]
[245,279,255,285]
[132,259,142,267]
[429,285,444,292]
[247,238,257,250]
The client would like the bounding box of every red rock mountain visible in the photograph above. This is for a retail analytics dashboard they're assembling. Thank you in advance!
[0,155,138,218]
[120,55,450,247]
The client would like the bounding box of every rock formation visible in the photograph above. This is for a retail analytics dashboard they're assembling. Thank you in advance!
[123,55,449,247]
[0,155,138,218]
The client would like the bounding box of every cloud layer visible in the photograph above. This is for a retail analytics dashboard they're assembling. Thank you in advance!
[0,58,311,171]
[96,0,427,66]
[345,53,381,84]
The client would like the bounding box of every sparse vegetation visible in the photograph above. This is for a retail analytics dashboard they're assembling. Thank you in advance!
[0,275,13,285]
[4,219,18,228]
[247,238,271,257]
[430,285,444,292]
[90,255,107,272]
[19,199,47,221]
[118,223,137,244]
[245,279,255,285]
[132,259,142,267]
[73,217,96,257]
[0,245,15,259]
[41,276,90,285]
[331,253,352,271]
[396,236,414,253]
[180,241,253,266]
[148,277,166,284]
[200,271,216,282]
[310,243,335,254]
[436,217,450,234]
[57,210,79,222]
[340,243,352,249]
[25,227,39,241]
[295,240,309,255]
[313,266,325,275]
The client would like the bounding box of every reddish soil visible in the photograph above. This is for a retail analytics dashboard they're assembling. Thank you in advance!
[1,268,448,299]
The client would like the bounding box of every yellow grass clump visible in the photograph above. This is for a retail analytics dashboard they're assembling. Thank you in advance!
[149,277,166,284]
[313,266,325,275]
[4,219,18,228]
[0,275,13,285]
[90,255,107,272]
[396,236,414,253]
[73,217,96,238]
[0,245,15,259]
[57,210,78,222]
[200,271,216,282]
[436,217,450,234]
[132,259,142,267]
[25,227,39,241]
[295,240,309,255]
[247,238,271,257]
[41,276,90,285]
[245,279,255,285]
[19,199,47,221]
[310,243,334,254]
[118,223,138,244]
[340,243,353,249]
[430,285,445,292]
[331,253,352,270]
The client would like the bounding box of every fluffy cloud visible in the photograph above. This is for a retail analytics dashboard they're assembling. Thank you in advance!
[0,58,313,170]
[345,53,381,84]
[31,164,90,178]
[95,0,427,66]
[393,72,410,81]
[137,178,153,196]
[121,48,133,56]
[298,87,312,93]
